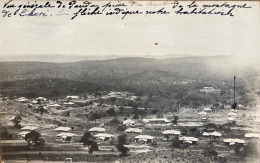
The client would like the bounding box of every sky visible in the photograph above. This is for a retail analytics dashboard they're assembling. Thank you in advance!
[0,1,259,59]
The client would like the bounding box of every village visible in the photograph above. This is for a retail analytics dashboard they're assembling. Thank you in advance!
[1,87,260,163]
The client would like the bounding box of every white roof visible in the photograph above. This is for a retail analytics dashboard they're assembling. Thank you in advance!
[54,127,71,132]
[202,132,210,136]
[89,127,106,132]
[135,135,154,140]
[179,136,198,142]
[204,108,211,111]
[16,97,28,102]
[203,131,222,137]
[21,126,38,131]
[162,130,181,135]
[123,119,135,125]
[223,138,245,144]
[66,96,79,99]
[228,112,237,116]
[212,131,222,137]
[36,97,47,101]
[31,100,38,104]
[18,131,30,136]
[227,117,235,121]
[125,128,142,133]
[94,133,114,138]
[245,133,260,138]
[199,111,208,115]
[143,118,170,123]
[178,122,203,127]
[49,104,61,107]
[183,140,193,144]
[57,132,77,138]
[64,102,75,105]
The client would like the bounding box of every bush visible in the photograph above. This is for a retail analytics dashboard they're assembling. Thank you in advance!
[171,137,181,148]
[117,125,126,131]
[203,143,218,157]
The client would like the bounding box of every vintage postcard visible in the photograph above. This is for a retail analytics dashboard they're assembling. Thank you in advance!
[0,0,259,162]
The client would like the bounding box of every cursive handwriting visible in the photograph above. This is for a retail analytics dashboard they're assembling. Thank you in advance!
[1,0,253,20]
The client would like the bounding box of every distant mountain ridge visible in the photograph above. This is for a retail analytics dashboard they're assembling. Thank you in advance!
[0,54,195,63]
[0,56,259,89]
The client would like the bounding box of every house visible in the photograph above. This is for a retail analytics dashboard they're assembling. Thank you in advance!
[223,138,245,145]
[227,117,236,121]
[178,122,203,127]
[36,97,47,101]
[143,118,170,124]
[199,111,208,116]
[54,127,71,132]
[49,104,61,108]
[31,100,38,104]
[135,135,155,144]
[94,133,114,142]
[123,119,135,126]
[199,87,220,94]
[89,127,106,133]
[66,96,79,99]
[202,131,222,138]
[21,126,38,131]
[162,130,181,140]
[64,102,75,106]
[15,97,28,103]
[56,132,77,142]
[245,133,260,139]
[203,108,211,112]
[17,131,30,139]
[144,118,172,128]
[228,112,237,117]
[179,136,198,144]
[125,128,142,134]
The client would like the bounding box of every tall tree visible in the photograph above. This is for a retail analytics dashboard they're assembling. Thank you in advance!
[80,131,94,147]
[116,134,129,157]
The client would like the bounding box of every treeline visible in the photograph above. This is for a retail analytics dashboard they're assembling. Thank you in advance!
[0,76,249,108]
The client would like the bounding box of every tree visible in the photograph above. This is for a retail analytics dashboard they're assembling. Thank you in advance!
[80,131,98,154]
[67,97,72,103]
[90,111,102,126]
[171,137,181,148]
[107,108,116,116]
[89,141,99,154]
[116,134,129,157]
[109,97,117,106]
[25,131,44,148]
[172,116,179,124]
[203,142,218,157]
[12,114,22,128]
[80,131,94,147]
[132,113,139,119]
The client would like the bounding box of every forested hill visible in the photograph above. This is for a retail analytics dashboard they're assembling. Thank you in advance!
[0,56,259,99]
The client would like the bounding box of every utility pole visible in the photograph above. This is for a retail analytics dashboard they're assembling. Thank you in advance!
[232,76,237,110]
[234,76,236,105]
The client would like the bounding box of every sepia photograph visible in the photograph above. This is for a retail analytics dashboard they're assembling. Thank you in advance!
[0,0,260,163]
